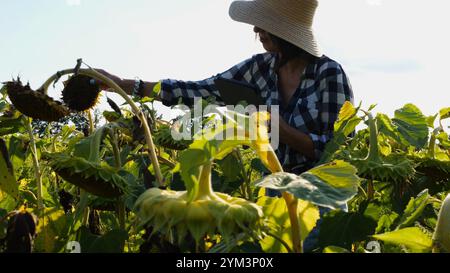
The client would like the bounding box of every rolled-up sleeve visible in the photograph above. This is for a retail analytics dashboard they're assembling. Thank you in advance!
[309,64,354,161]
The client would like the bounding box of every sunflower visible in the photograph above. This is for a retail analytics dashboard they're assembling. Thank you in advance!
[62,75,101,112]
[4,79,70,122]
[45,153,129,199]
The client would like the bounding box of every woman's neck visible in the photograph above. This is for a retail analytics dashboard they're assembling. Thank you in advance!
[277,53,308,72]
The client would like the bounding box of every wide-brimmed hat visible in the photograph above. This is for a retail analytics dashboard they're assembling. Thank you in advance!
[229,0,322,57]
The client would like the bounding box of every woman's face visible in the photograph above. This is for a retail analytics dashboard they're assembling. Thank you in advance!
[254,26,278,52]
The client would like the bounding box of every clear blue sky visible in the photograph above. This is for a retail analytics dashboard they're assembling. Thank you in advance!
[1,0,449,125]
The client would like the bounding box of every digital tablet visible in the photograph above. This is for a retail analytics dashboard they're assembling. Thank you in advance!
[214,77,264,106]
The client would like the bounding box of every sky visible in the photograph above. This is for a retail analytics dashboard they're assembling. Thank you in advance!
[0,0,449,126]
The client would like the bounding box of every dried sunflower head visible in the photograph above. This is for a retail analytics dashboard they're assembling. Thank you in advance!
[4,79,70,122]
[44,153,129,198]
[62,75,101,112]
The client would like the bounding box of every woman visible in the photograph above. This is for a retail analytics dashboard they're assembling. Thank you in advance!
[98,0,353,251]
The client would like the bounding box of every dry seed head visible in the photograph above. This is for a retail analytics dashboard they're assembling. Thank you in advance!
[62,75,101,112]
[4,80,70,122]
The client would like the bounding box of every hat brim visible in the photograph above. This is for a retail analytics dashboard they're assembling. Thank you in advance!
[229,1,322,57]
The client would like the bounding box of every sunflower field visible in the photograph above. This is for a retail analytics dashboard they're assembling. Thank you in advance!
[0,62,449,254]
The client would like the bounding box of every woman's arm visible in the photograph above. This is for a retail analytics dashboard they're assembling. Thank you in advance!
[279,62,354,162]
[94,54,264,108]
[278,117,316,160]
[94,69,159,98]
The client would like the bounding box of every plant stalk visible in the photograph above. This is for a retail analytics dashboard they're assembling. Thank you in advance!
[428,128,441,159]
[108,127,126,230]
[108,128,122,169]
[197,163,214,199]
[25,118,44,215]
[264,148,303,253]
[366,113,381,163]
[87,110,95,135]
[39,68,164,187]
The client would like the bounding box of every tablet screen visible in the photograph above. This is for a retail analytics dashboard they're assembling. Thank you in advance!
[214,78,264,106]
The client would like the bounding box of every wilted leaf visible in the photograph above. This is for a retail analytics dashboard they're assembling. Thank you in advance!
[372,227,433,253]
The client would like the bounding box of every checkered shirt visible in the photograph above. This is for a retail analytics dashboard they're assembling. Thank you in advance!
[160,53,354,169]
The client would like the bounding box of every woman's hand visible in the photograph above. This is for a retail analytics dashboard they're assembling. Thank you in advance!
[91,69,158,98]
[278,115,315,160]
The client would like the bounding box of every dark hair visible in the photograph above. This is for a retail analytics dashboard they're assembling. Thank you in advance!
[268,33,319,70]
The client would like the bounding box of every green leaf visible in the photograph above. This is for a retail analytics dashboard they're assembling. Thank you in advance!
[73,126,107,163]
[0,84,7,96]
[320,102,362,164]
[392,104,429,149]
[87,229,128,253]
[0,190,16,211]
[255,161,360,210]
[377,113,400,142]
[440,107,450,121]
[251,158,270,173]
[319,210,377,249]
[376,213,399,234]
[427,114,438,128]
[217,153,242,183]
[34,208,68,253]
[436,132,450,149]
[0,117,24,136]
[257,196,319,253]
[0,139,18,199]
[323,246,351,253]
[367,104,377,112]
[0,100,8,113]
[372,227,433,253]
[397,190,431,229]
[334,101,358,133]
[178,148,209,201]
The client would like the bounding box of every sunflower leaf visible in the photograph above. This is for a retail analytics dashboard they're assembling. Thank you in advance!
[392,104,429,149]
[255,161,360,210]
[372,227,433,253]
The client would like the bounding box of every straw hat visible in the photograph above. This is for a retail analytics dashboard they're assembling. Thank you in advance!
[229,0,322,57]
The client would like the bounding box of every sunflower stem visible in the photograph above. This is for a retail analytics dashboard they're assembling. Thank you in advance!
[87,110,95,135]
[428,129,440,159]
[262,147,303,253]
[25,118,44,216]
[197,163,214,199]
[117,199,126,231]
[367,180,375,200]
[39,68,164,187]
[108,127,122,169]
[366,113,382,163]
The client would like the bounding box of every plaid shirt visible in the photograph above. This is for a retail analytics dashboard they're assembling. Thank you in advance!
[160,53,354,171]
